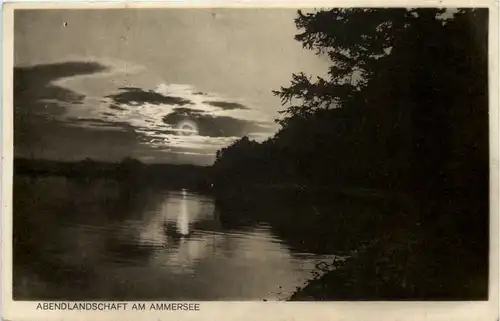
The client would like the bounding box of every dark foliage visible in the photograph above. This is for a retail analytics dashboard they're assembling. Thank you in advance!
[212,8,489,299]
[214,8,488,197]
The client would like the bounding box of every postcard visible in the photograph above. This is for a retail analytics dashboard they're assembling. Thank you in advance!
[2,1,498,321]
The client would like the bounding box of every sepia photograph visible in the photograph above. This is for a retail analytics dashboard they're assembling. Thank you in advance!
[6,5,494,305]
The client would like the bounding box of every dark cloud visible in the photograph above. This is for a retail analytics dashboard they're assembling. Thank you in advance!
[153,129,178,135]
[14,62,109,157]
[65,117,136,131]
[117,87,143,91]
[106,87,192,106]
[14,61,107,116]
[109,104,127,111]
[16,61,107,84]
[203,100,249,110]
[162,109,270,138]
[174,107,206,113]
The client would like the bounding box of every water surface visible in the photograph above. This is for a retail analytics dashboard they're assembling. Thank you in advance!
[14,176,348,300]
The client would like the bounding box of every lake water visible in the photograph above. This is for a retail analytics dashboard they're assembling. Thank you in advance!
[12,176,374,301]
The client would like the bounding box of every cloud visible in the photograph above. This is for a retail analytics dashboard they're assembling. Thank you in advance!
[162,109,270,138]
[50,56,146,87]
[64,117,135,132]
[92,83,277,158]
[203,100,249,110]
[105,87,193,106]
[14,61,111,154]
[14,61,108,115]
[14,61,278,164]
[109,104,127,111]
[15,61,107,83]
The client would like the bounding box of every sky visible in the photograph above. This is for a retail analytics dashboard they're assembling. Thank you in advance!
[14,8,330,165]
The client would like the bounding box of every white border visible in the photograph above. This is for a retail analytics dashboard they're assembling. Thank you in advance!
[2,2,499,321]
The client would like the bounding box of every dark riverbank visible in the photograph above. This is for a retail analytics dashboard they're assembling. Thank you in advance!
[289,194,489,301]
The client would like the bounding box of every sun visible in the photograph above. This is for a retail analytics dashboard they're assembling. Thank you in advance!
[177,120,199,136]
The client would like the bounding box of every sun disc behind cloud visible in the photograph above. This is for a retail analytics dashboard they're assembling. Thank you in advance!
[177,120,199,136]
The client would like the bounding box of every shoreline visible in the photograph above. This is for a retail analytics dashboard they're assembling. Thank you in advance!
[288,219,489,301]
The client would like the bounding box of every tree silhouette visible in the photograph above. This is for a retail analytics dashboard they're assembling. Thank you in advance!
[272,8,488,192]
[211,8,489,299]
[214,8,488,197]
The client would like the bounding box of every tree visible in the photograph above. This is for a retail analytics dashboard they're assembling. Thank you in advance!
[211,8,489,299]
[213,8,488,197]
[272,8,488,193]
